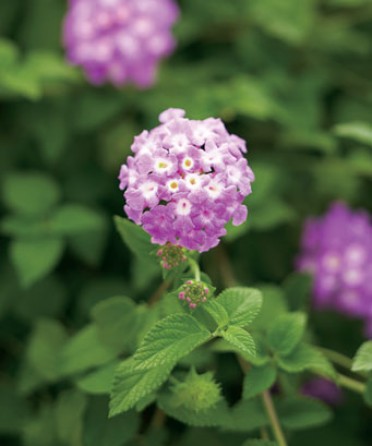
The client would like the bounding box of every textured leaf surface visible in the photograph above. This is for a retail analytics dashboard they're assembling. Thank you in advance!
[109,359,173,416]
[216,287,263,327]
[278,344,337,380]
[221,326,256,356]
[133,313,211,370]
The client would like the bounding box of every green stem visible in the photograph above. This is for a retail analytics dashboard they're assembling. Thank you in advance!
[318,347,367,378]
[188,258,201,282]
[318,347,353,371]
[238,357,287,446]
[261,390,288,446]
[338,374,365,395]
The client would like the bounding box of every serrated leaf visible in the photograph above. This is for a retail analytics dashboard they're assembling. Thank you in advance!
[216,287,262,327]
[221,326,256,356]
[203,299,230,327]
[243,364,277,399]
[133,314,211,370]
[268,312,307,356]
[11,238,64,288]
[278,344,337,380]
[109,359,173,416]
[91,296,137,351]
[352,341,372,373]
[277,397,332,430]
[2,172,60,216]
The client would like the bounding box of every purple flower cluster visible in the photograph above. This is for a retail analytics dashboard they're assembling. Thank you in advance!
[118,108,254,252]
[297,202,372,337]
[63,0,179,87]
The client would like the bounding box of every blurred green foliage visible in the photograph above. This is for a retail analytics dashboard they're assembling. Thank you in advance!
[1,0,372,445]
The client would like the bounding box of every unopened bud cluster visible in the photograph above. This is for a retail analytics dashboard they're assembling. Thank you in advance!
[156,243,187,270]
[170,369,222,412]
[178,279,209,309]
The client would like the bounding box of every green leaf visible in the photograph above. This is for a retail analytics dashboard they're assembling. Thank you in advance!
[252,285,288,330]
[278,344,337,380]
[60,325,118,376]
[84,397,139,446]
[334,121,372,147]
[91,296,137,351]
[2,172,61,215]
[114,216,154,258]
[0,385,30,434]
[243,364,277,399]
[277,397,333,430]
[221,400,269,432]
[220,326,256,356]
[51,204,107,236]
[133,314,211,370]
[76,361,119,395]
[216,287,263,327]
[109,359,173,416]
[27,319,67,382]
[10,238,64,288]
[267,312,307,356]
[203,299,230,328]
[364,378,372,407]
[352,341,372,373]
[246,0,315,45]
[55,389,86,445]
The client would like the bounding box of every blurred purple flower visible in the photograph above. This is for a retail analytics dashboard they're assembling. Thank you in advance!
[297,202,372,336]
[63,0,179,87]
[301,378,342,406]
[118,108,254,252]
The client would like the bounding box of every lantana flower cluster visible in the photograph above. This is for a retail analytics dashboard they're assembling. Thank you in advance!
[63,0,179,87]
[297,202,372,337]
[118,108,255,252]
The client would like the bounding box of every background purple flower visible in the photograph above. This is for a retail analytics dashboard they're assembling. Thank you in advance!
[118,108,255,252]
[63,0,179,87]
[301,378,343,406]
[297,202,372,337]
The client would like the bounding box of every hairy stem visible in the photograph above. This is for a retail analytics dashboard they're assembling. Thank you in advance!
[261,390,288,446]
[188,257,201,282]
[337,374,366,395]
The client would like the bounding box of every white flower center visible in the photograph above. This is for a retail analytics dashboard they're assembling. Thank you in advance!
[176,198,192,216]
[185,174,201,190]
[140,182,158,199]
[322,253,341,272]
[206,181,223,199]
[155,158,172,174]
[182,157,194,171]
[167,179,179,193]
[343,269,363,286]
